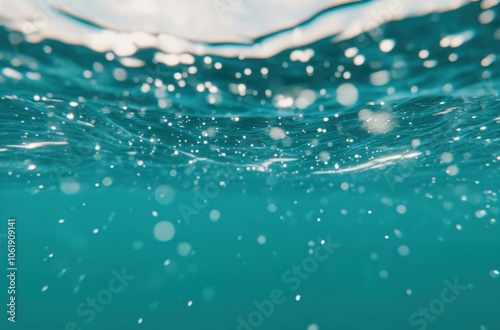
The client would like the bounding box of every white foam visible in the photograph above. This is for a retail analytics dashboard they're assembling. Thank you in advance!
[0,0,469,58]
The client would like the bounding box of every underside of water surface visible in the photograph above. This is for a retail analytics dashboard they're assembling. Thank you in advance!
[0,0,499,329]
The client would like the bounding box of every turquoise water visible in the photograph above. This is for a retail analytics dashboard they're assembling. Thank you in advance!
[1,1,500,329]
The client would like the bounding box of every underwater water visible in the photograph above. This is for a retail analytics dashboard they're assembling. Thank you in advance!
[0,0,500,329]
